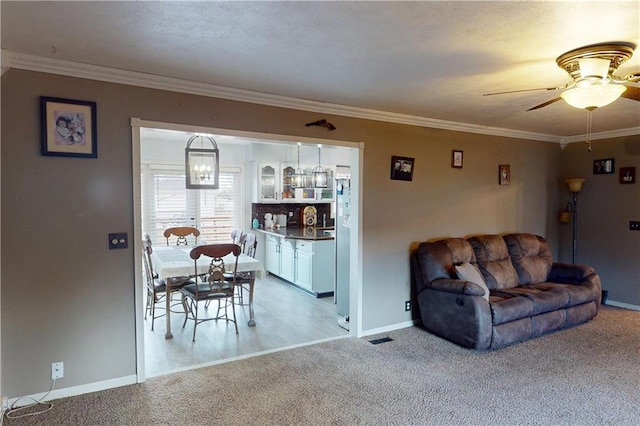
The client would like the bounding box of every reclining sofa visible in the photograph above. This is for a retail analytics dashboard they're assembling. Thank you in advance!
[411,233,601,349]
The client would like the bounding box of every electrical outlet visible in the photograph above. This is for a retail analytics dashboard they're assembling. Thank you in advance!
[630,221,640,231]
[51,361,64,380]
[405,300,411,311]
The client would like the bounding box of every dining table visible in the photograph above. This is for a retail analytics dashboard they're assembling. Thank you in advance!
[151,245,266,339]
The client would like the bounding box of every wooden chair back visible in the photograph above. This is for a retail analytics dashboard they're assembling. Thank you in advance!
[164,226,200,246]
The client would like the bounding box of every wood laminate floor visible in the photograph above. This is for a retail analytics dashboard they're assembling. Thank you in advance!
[143,274,348,377]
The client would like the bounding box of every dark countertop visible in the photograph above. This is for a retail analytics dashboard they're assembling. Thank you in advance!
[256,226,335,241]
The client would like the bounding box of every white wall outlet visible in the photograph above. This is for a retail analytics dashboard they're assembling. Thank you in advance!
[51,361,64,380]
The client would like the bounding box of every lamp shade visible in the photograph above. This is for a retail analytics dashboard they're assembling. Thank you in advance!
[559,210,571,224]
[561,84,626,109]
[565,178,585,193]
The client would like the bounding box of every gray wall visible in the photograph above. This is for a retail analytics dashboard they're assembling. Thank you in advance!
[2,68,625,399]
[559,136,640,305]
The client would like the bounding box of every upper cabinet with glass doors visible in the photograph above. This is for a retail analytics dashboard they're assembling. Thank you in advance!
[252,161,334,203]
[256,162,280,202]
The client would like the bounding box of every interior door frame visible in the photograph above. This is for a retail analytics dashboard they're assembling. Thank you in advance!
[131,118,364,383]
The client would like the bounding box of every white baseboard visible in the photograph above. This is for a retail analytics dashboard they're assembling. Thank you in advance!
[6,375,137,408]
[605,300,640,311]
[361,319,418,337]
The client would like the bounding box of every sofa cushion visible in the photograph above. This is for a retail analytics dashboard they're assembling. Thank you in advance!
[442,238,476,264]
[455,262,489,301]
[504,233,553,284]
[468,235,519,289]
[489,293,534,325]
[493,284,570,315]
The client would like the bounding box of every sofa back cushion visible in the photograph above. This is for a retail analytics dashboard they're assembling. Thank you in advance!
[414,238,477,286]
[442,238,477,265]
[503,233,553,284]
[468,234,519,289]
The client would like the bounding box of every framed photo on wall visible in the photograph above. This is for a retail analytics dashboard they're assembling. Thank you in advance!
[451,150,463,168]
[390,156,415,181]
[41,96,97,158]
[619,167,636,184]
[499,164,511,185]
[593,158,614,175]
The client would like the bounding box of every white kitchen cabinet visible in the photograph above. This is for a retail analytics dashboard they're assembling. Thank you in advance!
[264,232,335,297]
[252,161,335,203]
[279,239,295,283]
[295,239,335,296]
[294,240,314,292]
[316,167,335,201]
[254,162,280,202]
[265,234,280,274]
[280,164,297,201]
[264,234,295,282]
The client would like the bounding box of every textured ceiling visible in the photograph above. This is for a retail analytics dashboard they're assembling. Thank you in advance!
[2,1,640,138]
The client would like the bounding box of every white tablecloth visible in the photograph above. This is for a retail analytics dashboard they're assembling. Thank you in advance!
[152,245,266,280]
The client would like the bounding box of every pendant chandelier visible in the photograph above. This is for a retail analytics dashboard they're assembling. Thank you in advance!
[185,134,219,189]
[312,144,328,188]
[291,143,306,188]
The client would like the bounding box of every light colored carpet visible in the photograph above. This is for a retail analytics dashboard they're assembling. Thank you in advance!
[4,306,639,425]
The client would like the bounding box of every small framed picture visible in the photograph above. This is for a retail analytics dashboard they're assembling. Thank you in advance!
[451,150,463,168]
[619,167,636,184]
[390,156,415,181]
[499,164,511,185]
[593,158,614,175]
[41,96,97,158]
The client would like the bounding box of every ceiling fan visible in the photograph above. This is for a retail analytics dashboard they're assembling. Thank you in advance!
[484,41,640,111]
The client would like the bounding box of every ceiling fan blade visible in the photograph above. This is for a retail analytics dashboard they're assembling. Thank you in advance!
[483,87,561,96]
[526,97,563,111]
[621,85,640,101]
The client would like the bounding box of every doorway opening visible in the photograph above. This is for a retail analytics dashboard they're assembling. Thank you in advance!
[131,118,363,381]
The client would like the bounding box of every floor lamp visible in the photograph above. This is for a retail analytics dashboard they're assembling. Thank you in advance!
[559,178,585,263]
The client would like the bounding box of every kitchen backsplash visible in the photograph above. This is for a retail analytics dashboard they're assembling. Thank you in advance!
[251,203,333,229]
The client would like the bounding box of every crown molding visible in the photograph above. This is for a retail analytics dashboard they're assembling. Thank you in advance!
[4,50,637,144]
[560,126,640,145]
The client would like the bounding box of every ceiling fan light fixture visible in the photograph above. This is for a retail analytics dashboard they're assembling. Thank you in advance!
[578,58,610,80]
[560,83,626,109]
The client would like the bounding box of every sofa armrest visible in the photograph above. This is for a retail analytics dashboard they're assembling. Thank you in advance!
[549,262,596,284]
[430,278,487,297]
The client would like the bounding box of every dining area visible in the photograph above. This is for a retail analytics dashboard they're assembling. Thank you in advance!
[138,136,349,377]
[142,226,266,341]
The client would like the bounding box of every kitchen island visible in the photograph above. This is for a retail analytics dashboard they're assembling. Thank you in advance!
[256,227,335,297]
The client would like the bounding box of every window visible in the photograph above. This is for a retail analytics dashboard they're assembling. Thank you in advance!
[142,164,243,245]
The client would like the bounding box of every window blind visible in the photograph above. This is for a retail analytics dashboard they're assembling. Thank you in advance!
[142,165,242,245]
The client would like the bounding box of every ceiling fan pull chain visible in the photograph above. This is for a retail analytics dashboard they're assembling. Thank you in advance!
[585,110,593,152]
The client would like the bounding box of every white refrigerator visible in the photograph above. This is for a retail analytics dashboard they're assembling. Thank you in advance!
[335,173,351,329]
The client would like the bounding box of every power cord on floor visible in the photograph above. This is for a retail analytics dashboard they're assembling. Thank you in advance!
[1,378,56,424]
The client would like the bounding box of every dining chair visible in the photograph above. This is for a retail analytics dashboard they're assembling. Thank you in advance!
[180,243,241,341]
[231,228,244,246]
[142,240,192,330]
[164,226,200,246]
[234,232,257,305]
